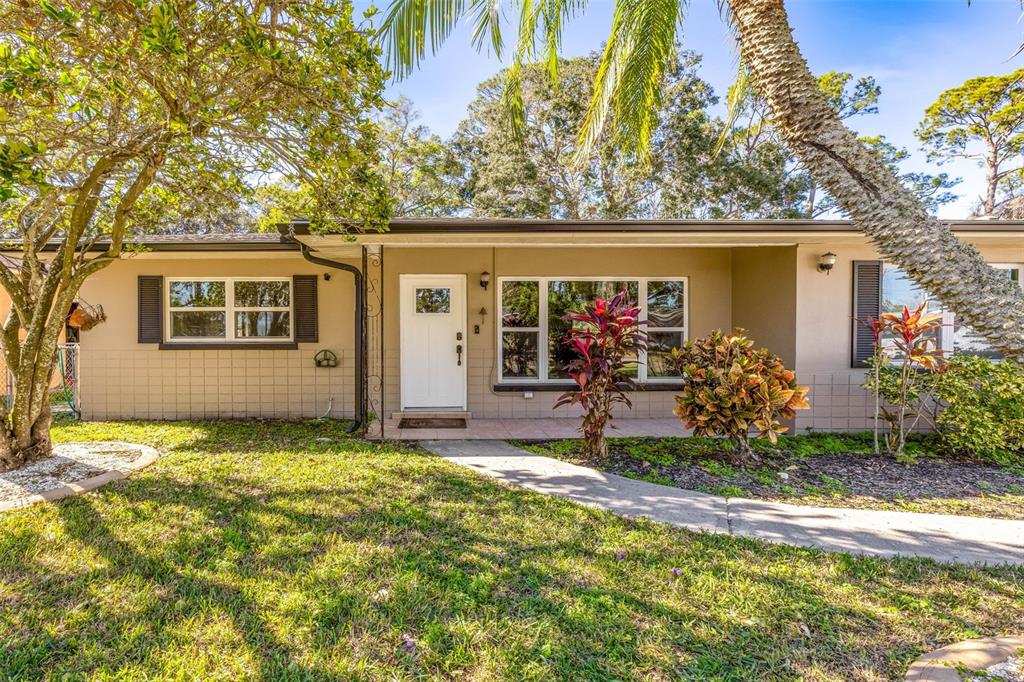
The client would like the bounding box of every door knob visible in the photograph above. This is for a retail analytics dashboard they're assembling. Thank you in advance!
[456,343,463,366]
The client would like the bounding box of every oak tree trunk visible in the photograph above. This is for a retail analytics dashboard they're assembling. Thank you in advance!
[0,259,101,472]
[730,0,1024,360]
[0,319,65,471]
[0,402,53,471]
[0,350,58,472]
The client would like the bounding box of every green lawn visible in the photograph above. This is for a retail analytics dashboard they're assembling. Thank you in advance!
[1,420,1021,681]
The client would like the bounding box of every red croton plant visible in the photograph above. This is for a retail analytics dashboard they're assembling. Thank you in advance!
[861,301,945,459]
[555,292,647,460]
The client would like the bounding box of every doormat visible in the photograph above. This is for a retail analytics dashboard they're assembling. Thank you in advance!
[398,417,467,429]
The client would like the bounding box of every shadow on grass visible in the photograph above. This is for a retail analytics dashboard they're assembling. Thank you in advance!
[0,419,1021,680]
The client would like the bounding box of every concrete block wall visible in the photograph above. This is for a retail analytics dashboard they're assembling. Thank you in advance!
[80,347,352,420]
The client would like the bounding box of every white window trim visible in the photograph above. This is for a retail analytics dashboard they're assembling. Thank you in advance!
[165,277,293,343]
[497,276,689,384]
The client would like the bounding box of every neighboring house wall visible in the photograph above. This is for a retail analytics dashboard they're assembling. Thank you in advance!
[0,287,67,394]
[379,246,734,420]
[793,240,1024,432]
[77,254,356,420]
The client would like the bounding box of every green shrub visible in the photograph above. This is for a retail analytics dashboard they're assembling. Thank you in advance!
[933,356,1024,465]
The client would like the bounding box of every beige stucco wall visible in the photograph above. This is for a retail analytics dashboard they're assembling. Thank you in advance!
[76,253,356,420]
[731,246,797,367]
[56,231,1024,430]
[379,246,734,420]
[792,238,1024,432]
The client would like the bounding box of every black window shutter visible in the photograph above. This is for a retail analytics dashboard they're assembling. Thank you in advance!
[138,275,163,343]
[293,274,318,343]
[851,260,883,367]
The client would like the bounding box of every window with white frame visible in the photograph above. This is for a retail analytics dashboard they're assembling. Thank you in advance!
[881,263,1022,359]
[498,277,688,382]
[167,278,292,342]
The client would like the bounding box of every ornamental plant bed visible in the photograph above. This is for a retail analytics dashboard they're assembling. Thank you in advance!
[513,434,1024,520]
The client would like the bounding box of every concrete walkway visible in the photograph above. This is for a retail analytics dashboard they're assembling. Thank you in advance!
[421,440,1024,566]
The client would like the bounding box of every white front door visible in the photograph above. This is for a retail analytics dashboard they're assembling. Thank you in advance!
[400,275,467,410]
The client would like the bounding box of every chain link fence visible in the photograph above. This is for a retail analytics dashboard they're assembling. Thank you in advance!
[3,343,80,418]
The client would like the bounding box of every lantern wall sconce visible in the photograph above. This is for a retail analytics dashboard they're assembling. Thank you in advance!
[480,271,491,290]
[817,252,837,275]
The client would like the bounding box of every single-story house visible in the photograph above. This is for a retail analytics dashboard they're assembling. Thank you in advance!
[6,218,1022,438]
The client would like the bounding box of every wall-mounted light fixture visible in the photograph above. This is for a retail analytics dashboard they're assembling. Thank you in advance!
[817,252,837,275]
[480,271,491,290]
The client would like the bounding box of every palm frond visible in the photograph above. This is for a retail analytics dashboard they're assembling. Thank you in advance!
[714,61,750,157]
[500,58,527,137]
[539,0,588,84]
[500,0,587,138]
[468,0,505,57]
[380,0,507,79]
[577,0,684,161]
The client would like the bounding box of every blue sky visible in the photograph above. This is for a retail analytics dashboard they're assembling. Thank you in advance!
[361,0,1024,218]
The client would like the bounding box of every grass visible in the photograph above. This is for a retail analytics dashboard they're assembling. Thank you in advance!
[515,434,1024,519]
[0,420,1021,680]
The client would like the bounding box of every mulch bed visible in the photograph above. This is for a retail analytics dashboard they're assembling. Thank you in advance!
[525,438,1024,520]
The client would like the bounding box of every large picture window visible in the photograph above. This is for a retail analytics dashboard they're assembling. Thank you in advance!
[167,278,292,343]
[882,263,1022,359]
[498,277,688,383]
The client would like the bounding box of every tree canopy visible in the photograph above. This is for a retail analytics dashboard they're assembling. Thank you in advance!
[450,53,807,219]
[418,59,955,220]
[0,0,389,467]
[917,68,1024,217]
[378,97,465,216]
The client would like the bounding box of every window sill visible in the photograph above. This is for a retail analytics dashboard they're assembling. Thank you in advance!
[158,342,299,351]
[493,382,683,393]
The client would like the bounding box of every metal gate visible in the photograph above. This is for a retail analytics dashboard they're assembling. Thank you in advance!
[4,343,80,418]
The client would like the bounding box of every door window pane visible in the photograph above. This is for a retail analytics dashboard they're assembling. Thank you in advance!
[648,281,686,328]
[648,331,684,377]
[548,280,638,378]
[235,311,290,338]
[415,288,450,314]
[171,311,226,338]
[169,281,225,308]
[501,281,539,327]
[501,331,539,378]
[235,280,290,307]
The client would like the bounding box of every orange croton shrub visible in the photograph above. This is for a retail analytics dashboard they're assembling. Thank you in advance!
[671,329,810,463]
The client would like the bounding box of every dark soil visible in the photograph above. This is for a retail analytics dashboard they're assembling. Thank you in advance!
[518,437,1024,520]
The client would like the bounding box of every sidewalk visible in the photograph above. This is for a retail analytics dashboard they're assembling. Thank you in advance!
[421,440,1024,565]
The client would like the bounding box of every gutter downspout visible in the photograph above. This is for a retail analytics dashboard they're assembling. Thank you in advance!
[297,242,365,434]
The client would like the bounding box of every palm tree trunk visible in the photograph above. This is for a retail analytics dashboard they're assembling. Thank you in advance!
[729,0,1024,361]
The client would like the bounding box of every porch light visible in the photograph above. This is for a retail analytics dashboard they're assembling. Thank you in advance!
[817,252,837,275]
[480,271,491,290]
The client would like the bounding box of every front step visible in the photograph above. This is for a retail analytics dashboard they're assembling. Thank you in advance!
[389,410,472,421]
